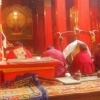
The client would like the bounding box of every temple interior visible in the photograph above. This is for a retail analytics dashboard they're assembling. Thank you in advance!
[0,0,100,100]
[1,0,100,55]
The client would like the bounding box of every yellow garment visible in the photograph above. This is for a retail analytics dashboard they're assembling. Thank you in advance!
[13,47,26,59]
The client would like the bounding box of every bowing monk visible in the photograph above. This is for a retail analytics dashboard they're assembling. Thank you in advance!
[6,41,33,60]
[69,43,95,76]
[42,46,68,77]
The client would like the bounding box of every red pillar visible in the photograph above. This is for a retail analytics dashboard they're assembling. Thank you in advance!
[52,0,67,50]
[44,0,53,50]
[90,0,99,30]
[74,0,92,51]
[33,0,45,55]
[33,0,53,54]
[74,0,90,30]
[0,1,3,60]
[0,3,2,48]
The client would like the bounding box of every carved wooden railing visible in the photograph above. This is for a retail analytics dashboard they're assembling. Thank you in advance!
[54,29,100,53]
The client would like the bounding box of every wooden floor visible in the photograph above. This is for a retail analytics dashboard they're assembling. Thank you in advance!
[49,92,100,100]
[39,77,100,100]
[0,74,100,100]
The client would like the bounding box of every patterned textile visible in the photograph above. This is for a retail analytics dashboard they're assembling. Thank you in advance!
[0,73,48,100]
[0,86,42,100]
[39,78,100,97]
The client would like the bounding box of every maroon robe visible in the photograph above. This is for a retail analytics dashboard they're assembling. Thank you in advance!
[6,46,33,60]
[69,51,95,75]
[42,48,67,77]
[94,49,100,71]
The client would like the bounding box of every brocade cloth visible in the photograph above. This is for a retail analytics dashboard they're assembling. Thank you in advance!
[0,73,48,100]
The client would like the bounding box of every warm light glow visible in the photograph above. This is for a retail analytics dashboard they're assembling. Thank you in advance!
[0,0,2,6]
[13,12,18,19]
[13,12,18,16]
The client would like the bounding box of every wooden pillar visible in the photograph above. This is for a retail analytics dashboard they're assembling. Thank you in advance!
[0,0,3,60]
[34,0,45,55]
[52,0,67,50]
[74,0,92,51]
[33,0,53,54]
[90,0,99,30]
[74,0,90,30]
[0,0,2,48]
[44,0,53,50]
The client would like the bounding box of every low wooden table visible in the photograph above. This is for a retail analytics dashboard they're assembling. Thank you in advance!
[0,57,59,83]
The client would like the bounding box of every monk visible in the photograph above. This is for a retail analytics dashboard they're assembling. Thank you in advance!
[63,40,91,65]
[93,43,100,71]
[69,43,95,76]
[42,46,67,77]
[6,41,33,60]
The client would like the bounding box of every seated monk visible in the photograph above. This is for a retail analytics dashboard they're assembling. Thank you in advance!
[69,43,95,76]
[6,41,33,60]
[42,46,68,78]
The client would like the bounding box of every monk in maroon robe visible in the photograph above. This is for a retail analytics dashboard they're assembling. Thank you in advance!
[94,43,100,71]
[69,43,95,76]
[6,42,33,60]
[42,46,67,77]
